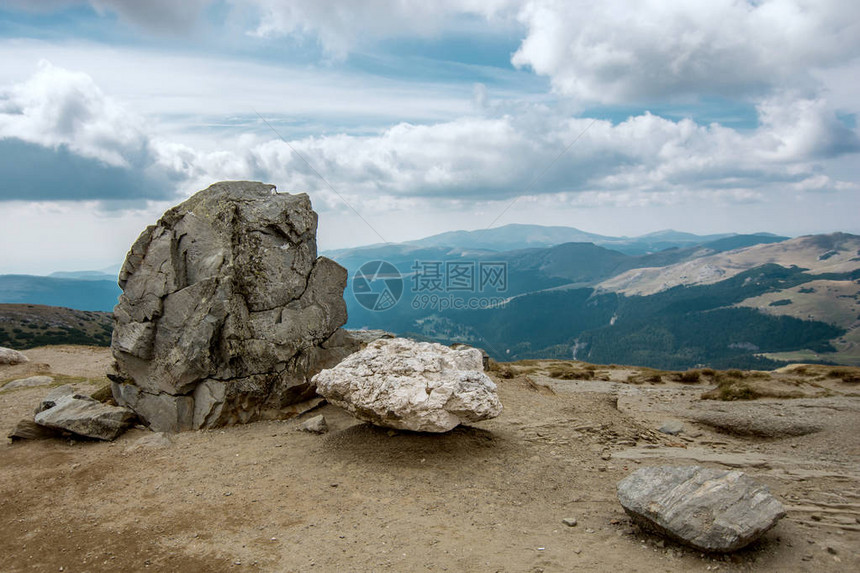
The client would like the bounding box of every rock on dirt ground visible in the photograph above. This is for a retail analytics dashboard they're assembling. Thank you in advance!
[1,375,53,391]
[110,181,354,432]
[33,389,135,441]
[1,347,859,572]
[0,346,29,365]
[617,465,786,552]
[314,338,502,432]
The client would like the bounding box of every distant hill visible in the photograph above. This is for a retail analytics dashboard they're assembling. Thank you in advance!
[395,224,781,255]
[408,224,617,251]
[700,233,788,253]
[598,233,860,296]
[0,304,113,349]
[49,269,117,281]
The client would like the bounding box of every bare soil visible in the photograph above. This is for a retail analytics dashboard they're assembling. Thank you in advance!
[1,349,859,572]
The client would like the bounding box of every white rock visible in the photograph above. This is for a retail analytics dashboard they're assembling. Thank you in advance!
[298,414,328,434]
[0,346,29,365]
[658,420,684,435]
[313,338,502,432]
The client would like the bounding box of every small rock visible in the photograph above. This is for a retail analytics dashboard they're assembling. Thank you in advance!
[1,375,54,391]
[298,415,328,434]
[562,518,578,527]
[658,421,684,436]
[826,546,837,555]
[126,432,172,451]
[0,346,29,365]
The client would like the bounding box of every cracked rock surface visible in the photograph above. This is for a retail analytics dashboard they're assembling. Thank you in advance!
[617,465,786,552]
[313,338,503,432]
[110,181,350,432]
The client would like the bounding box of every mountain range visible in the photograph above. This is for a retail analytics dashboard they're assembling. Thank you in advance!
[325,226,858,369]
[2,224,857,369]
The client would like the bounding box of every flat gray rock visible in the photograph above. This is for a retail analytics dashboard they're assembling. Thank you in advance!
[35,393,136,441]
[690,410,821,438]
[617,465,786,552]
[1,375,53,391]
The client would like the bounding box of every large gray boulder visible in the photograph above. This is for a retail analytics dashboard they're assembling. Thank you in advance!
[617,465,786,552]
[313,338,503,432]
[0,346,29,365]
[109,181,351,432]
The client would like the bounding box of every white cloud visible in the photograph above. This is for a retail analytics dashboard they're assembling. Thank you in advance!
[512,0,860,104]
[8,1,857,112]
[0,39,485,148]
[0,60,148,168]
[132,89,860,248]
[0,61,184,201]
[1,59,856,210]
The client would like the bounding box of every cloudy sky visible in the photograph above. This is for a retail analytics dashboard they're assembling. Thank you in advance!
[1,0,859,274]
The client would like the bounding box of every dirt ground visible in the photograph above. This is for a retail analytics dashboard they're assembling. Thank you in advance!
[1,348,858,573]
